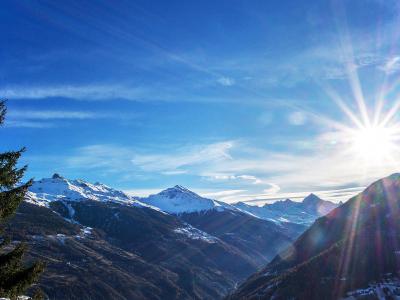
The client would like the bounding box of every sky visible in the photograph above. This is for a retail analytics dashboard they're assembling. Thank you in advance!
[1,0,400,204]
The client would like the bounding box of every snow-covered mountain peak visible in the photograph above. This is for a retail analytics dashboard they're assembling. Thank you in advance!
[27,175,139,207]
[232,194,338,225]
[141,186,228,214]
[158,185,198,198]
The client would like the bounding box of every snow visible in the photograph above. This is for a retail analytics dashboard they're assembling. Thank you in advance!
[25,174,334,224]
[55,234,67,245]
[233,194,338,225]
[140,185,234,214]
[26,174,154,210]
[174,224,219,243]
[25,175,236,216]
[75,227,93,239]
[64,201,76,219]
[28,174,134,203]
[31,227,93,243]
[343,277,400,299]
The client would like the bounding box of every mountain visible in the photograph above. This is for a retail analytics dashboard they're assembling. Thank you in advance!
[9,174,306,299]
[140,185,233,214]
[27,173,143,207]
[233,193,338,225]
[141,185,307,266]
[227,173,400,300]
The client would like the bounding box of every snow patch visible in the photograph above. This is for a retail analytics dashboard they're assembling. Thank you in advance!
[174,224,219,243]
[343,277,400,299]
[75,226,93,240]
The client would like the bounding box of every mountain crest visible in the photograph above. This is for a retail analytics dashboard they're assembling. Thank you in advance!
[141,186,228,214]
[156,185,200,200]
[52,173,64,180]
[27,175,138,207]
[302,193,321,204]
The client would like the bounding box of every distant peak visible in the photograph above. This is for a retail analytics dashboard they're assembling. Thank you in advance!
[173,185,188,190]
[156,185,196,198]
[161,185,193,194]
[303,193,321,204]
[52,173,64,180]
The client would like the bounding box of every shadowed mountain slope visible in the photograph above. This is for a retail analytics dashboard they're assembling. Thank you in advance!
[228,173,400,300]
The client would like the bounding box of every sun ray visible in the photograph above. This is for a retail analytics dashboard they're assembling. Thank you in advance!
[379,100,400,127]
[322,84,364,129]
[372,76,389,127]
[332,1,371,128]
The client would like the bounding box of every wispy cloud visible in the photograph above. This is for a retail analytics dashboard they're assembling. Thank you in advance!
[220,186,365,205]
[380,56,400,74]
[28,136,380,204]
[8,110,100,120]
[5,109,138,128]
[131,141,234,173]
[55,133,387,204]
[0,85,146,101]
[217,77,235,86]
[206,174,263,185]
[5,120,54,128]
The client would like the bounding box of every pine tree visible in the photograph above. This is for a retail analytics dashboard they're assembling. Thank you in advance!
[0,101,44,299]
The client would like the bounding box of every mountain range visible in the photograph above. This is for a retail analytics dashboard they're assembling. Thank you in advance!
[233,193,338,226]
[228,173,400,299]
[6,173,335,299]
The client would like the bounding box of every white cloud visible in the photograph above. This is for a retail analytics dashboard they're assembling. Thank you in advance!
[217,77,235,86]
[380,56,400,74]
[48,124,399,205]
[0,85,146,101]
[201,189,247,199]
[4,109,138,128]
[131,141,234,173]
[124,188,163,198]
[8,110,99,120]
[205,174,263,185]
[66,144,135,172]
[221,186,365,205]
[263,183,281,194]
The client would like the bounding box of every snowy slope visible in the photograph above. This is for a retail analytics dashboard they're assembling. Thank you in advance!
[27,176,235,215]
[26,174,334,225]
[26,173,153,209]
[234,194,338,225]
[140,185,234,214]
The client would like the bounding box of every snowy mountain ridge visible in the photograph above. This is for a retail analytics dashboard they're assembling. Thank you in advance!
[26,173,155,209]
[233,193,338,225]
[140,185,235,214]
[25,174,337,225]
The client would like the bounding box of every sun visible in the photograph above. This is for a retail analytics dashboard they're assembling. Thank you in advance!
[350,125,397,161]
[319,75,400,165]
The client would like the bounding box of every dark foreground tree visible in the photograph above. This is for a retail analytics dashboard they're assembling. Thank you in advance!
[0,101,44,299]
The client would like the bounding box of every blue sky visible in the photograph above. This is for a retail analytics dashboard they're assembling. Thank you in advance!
[2,0,400,203]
